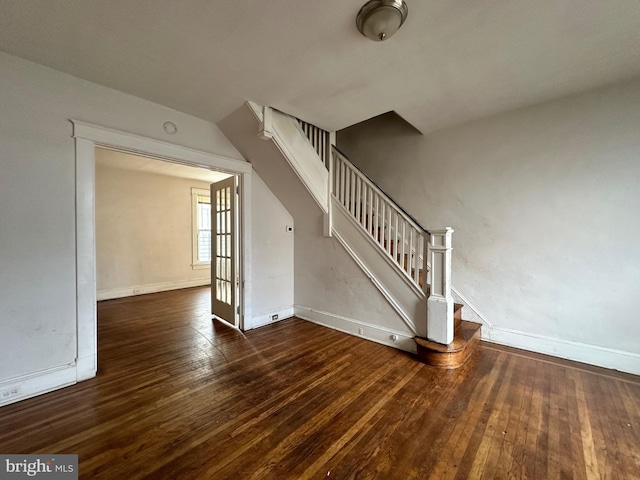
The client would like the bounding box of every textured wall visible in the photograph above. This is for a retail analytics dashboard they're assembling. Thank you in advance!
[339,79,640,370]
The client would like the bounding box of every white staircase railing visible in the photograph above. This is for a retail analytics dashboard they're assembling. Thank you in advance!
[296,118,331,169]
[330,147,455,345]
[330,147,428,294]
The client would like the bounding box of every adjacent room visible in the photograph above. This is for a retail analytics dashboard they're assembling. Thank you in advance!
[95,147,228,302]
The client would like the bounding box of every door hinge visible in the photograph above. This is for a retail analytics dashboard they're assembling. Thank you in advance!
[237,305,240,315]
[236,186,239,195]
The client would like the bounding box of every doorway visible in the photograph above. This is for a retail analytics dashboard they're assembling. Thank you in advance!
[94,147,240,327]
[73,120,253,382]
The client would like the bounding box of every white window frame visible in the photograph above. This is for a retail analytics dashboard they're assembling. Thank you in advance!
[191,187,212,270]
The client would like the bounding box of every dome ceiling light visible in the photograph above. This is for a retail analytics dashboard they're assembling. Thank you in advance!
[356,0,408,42]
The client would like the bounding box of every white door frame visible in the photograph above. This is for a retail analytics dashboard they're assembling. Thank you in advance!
[72,120,253,382]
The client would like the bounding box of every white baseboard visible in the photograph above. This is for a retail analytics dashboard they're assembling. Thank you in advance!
[450,288,640,375]
[97,278,211,301]
[484,327,640,376]
[251,306,295,329]
[294,305,417,354]
[76,354,97,382]
[0,364,77,408]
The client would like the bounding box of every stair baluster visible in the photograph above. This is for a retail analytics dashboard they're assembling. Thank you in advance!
[296,118,331,168]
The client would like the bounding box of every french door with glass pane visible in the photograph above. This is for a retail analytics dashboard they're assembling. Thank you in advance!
[211,176,238,327]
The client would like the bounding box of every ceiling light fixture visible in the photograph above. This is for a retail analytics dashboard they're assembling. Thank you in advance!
[356,0,408,42]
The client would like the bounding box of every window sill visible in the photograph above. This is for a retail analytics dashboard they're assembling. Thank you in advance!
[192,263,211,271]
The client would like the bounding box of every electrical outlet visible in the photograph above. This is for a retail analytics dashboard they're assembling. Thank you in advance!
[271,314,279,321]
[1,388,19,399]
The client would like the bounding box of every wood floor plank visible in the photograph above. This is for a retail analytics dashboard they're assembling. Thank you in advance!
[273,362,424,480]
[428,352,509,479]
[210,349,412,479]
[546,364,563,480]
[458,354,521,480]
[481,357,519,479]
[141,340,398,479]
[592,377,621,480]
[310,363,453,479]
[565,369,589,480]
[570,369,602,479]
[612,381,640,473]
[467,354,517,479]
[503,348,538,480]
[1,287,639,479]
[536,363,552,478]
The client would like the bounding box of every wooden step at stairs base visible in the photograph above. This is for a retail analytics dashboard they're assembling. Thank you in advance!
[415,304,481,369]
[454,301,462,330]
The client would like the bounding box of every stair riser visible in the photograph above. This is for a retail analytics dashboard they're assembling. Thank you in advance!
[415,317,482,369]
[416,329,481,369]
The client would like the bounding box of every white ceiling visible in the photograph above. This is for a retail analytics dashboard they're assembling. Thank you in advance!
[95,148,230,183]
[1,0,639,134]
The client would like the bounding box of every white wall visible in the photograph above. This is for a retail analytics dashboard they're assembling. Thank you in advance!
[95,162,212,299]
[0,51,293,402]
[338,79,640,373]
[250,174,295,327]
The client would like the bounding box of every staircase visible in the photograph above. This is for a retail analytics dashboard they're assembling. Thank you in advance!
[329,146,481,367]
[234,103,481,368]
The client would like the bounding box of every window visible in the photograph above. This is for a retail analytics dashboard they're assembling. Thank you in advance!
[191,188,211,269]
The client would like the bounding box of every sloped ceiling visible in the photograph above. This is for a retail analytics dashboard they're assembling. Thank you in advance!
[0,0,639,134]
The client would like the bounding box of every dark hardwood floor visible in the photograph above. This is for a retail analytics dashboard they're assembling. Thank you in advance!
[1,287,639,479]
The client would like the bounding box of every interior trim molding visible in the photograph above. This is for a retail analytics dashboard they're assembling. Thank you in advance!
[72,120,251,174]
[97,279,212,301]
[0,365,77,408]
[252,306,295,328]
[484,326,640,376]
[295,305,417,354]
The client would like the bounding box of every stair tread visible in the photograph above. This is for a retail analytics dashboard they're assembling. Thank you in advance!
[415,320,481,353]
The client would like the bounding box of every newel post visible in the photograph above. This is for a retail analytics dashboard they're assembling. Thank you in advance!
[427,227,454,345]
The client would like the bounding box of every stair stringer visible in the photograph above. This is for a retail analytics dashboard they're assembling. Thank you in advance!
[247,101,329,214]
[331,196,427,338]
